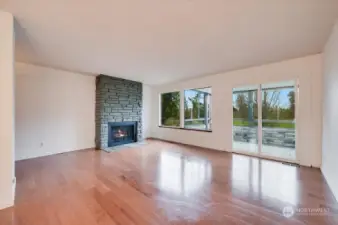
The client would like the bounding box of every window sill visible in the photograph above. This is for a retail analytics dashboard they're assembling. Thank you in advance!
[158,126,212,133]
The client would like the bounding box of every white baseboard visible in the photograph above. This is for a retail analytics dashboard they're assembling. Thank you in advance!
[15,146,95,161]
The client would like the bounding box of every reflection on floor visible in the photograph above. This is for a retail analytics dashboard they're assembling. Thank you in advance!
[0,139,336,224]
[231,155,299,205]
[233,141,296,160]
[158,151,212,196]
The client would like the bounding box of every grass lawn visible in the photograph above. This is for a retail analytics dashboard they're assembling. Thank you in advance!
[162,118,180,127]
[233,120,295,128]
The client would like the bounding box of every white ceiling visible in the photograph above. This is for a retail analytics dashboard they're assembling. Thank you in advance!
[1,0,338,85]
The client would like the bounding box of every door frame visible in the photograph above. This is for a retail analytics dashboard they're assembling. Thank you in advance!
[231,80,299,164]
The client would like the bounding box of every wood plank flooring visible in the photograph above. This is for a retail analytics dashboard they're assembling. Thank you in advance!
[0,139,337,225]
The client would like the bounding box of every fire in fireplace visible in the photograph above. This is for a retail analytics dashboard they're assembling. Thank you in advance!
[114,129,127,138]
[108,122,137,147]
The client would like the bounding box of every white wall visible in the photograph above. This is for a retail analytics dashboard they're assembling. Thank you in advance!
[150,54,323,168]
[142,84,152,139]
[15,62,96,161]
[0,11,15,209]
[322,21,338,201]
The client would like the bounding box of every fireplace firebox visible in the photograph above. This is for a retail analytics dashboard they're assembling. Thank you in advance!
[108,122,137,147]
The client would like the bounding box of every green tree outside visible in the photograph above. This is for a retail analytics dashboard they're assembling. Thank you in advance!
[161,92,180,126]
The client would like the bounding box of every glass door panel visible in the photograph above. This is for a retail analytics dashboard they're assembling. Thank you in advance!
[232,88,258,153]
[261,84,296,160]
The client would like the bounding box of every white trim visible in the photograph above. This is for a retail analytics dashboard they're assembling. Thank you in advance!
[257,85,262,155]
[261,80,295,89]
[12,177,16,201]
[295,79,300,164]
[180,90,184,128]
[158,93,161,126]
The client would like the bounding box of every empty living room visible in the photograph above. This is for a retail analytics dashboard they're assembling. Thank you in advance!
[1,1,338,224]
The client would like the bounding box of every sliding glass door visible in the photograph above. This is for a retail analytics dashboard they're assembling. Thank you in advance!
[261,83,296,160]
[232,81,297,161]
[232,87,259,153]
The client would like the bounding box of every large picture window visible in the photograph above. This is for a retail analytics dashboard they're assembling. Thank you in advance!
[184,87,212,130]
[160,92,180,127]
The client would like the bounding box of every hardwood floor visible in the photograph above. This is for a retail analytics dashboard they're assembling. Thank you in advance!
[0,140,337,225]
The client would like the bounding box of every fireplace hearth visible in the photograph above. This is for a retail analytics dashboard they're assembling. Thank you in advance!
[108,122,137,147]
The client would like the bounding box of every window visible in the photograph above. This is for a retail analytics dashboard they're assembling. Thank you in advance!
[184,87,212,130]
[160,92,180,127]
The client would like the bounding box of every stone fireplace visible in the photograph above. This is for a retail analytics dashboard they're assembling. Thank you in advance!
[95,75,142,149]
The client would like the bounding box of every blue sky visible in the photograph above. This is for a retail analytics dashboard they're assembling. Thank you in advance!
[184,89,204,108]
[232,88,293,109]
[185,88,293,109]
